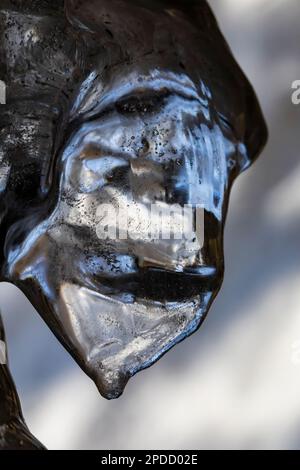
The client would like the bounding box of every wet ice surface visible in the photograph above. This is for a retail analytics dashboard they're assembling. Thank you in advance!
[1,0,298,450]
[0,0,268,403]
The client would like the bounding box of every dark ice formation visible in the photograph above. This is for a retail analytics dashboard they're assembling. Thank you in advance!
[0,0,267,441]
[0,314,45,449]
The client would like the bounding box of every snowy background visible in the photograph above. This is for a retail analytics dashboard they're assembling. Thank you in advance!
[1,0,300,450]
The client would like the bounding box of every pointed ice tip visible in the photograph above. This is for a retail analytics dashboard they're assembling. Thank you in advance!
[99,386,124,400]
[91,366,130,400]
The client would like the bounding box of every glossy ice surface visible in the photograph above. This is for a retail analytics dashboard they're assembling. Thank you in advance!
[0,0,267,409]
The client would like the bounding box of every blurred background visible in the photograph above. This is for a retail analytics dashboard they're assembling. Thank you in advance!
[1,0,300,450]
